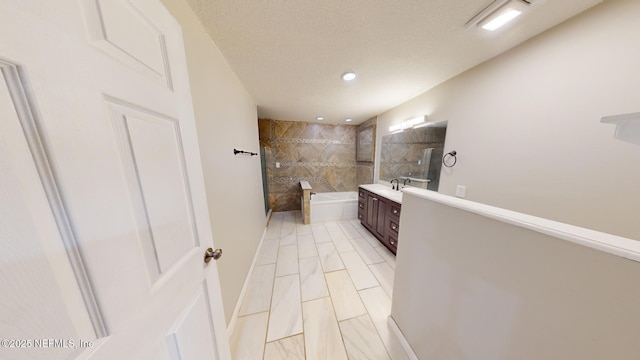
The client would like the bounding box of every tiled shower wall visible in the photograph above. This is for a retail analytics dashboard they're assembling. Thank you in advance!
[259,119,357,212]
[356,117,376,185]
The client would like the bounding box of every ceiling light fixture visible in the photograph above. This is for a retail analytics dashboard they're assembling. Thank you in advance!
[345,118,353,122]
[341,72,356,81]
[481,7,522,31]
[465,0,531,32]
[316,116,324,121]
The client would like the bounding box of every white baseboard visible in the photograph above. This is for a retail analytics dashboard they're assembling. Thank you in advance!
[387,315,419,360]
[227,209,272,336]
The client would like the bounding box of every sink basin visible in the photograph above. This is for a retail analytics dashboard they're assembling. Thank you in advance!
[379,189,400,197]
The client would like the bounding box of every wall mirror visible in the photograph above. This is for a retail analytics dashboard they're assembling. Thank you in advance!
[380,121,447,191]
[356,124,376,162]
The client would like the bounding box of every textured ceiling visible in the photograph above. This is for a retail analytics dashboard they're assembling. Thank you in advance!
[187,0,602,124]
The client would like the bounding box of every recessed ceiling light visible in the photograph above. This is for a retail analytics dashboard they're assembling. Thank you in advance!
[316,116,324,121]
[481,8,522,31]
[345,118,353,122]
[341,72,356,81]
[465,0,530,32]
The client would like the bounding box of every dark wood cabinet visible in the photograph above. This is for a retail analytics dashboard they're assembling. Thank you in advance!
[364,191,375,229]
[357,189,366,222]
[358,186,401,254]
[385,202,401,250]
[363,191,387,239]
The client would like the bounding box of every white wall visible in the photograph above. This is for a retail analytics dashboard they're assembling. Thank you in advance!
[161,0,267,323]
[376,0,640,240]
[393,190,640,359]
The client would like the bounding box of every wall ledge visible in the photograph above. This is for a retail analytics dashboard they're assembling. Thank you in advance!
[402,188,640,263]
[299,180,312,190]
[601,111,640,145]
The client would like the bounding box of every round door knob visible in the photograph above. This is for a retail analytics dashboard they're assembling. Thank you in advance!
[204,248,222,263]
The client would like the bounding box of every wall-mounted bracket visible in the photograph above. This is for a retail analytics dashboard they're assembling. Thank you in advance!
[234,148,257,156]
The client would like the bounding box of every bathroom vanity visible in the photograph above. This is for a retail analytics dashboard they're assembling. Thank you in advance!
[358,184,402,254]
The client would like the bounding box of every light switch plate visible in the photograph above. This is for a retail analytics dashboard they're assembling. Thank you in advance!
[456,185,466,198]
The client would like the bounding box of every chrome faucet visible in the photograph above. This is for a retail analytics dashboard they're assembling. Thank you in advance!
[402,178,411,188]
[390,178,399,191]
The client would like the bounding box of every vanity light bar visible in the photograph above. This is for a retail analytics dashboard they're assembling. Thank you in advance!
[389,123,404,133]
[405,115,427,127]
[412,122,433,129]
[389,115,428,133]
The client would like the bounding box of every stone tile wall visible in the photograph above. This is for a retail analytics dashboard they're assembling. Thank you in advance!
[356,117,376,186]
[259,119,357,211]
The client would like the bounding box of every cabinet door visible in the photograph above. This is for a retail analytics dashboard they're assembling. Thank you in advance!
[374,197,387,240]
[365,192,377,230]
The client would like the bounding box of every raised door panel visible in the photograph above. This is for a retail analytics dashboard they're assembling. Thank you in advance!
[365,192,377,231]
[81,0,173,88]
[165,286,219,360]
[374,198,387,240]
[109,100,198,281]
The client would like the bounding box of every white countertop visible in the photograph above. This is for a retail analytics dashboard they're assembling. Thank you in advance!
[359,183,403,204]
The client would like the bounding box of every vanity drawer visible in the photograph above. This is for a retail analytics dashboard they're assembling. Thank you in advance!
[358,199,365,222]
[359,189,365,199]
[389,203,401,218]
[388,218,399,236]
[388,233,398,251]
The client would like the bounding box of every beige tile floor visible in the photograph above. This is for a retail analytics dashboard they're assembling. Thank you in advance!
[230,211,409,360]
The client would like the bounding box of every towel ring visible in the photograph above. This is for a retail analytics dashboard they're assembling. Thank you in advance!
[443,150,457,168]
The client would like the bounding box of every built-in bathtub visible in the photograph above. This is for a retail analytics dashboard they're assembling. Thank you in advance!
[310,191,358,223]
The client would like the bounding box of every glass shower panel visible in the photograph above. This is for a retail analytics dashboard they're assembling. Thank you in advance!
[260,146,269,215]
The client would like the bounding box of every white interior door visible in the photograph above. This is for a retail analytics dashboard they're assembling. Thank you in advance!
[0,1,231,359]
